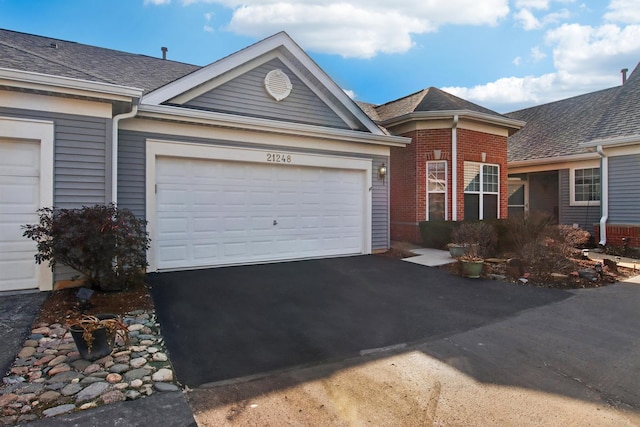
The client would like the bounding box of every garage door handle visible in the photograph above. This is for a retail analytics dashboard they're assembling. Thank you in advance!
[273,220,278,226]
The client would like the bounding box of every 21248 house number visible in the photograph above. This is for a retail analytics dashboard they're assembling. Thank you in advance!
[266,153,292,163]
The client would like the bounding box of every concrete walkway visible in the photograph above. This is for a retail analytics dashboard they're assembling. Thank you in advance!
[401,247,457,267]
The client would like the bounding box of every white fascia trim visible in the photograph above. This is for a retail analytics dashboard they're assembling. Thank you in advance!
[381,110,526,130]
[0,67,143,101]
[142,32,383,135]
[137,104,410,147]
[508,152,599,168]
[582,134,640,148]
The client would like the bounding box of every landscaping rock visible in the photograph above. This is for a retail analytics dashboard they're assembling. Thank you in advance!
[76,381,109,402]
[42,404,76,418]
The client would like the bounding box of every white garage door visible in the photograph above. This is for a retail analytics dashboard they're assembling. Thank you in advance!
[0,140,40,291]
[155,157,366,270]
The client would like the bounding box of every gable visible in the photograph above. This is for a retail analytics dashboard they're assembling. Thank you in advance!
[177,58,350,130]
[143,32,382,135]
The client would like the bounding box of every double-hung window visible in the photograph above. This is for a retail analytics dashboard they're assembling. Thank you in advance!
[426,161,447,220]
[464,162,499,220]
[571,167,600,206]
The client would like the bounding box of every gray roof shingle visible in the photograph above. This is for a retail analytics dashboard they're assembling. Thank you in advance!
[589,62,640,141]
[507,62,640,162]
[371,87,506,123]
[0,28,199,93]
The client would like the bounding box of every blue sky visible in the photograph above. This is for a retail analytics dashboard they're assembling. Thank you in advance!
[1,0,639,112]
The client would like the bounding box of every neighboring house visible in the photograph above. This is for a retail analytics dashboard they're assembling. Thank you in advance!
[0,28,409,293]
[359,89,524,243]
[506,63,640,247]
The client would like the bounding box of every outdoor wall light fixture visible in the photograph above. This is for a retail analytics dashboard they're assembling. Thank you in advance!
[379,163,387,181]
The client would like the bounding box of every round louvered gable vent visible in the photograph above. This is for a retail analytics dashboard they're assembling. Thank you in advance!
[264,69,292,101]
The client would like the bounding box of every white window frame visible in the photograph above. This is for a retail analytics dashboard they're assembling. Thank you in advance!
[570,167,601,207]
[426,161,447,220]
[464,161,500,220]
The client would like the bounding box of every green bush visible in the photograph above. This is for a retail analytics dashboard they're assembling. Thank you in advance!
[22,204,150,291]
[419,220,456,249]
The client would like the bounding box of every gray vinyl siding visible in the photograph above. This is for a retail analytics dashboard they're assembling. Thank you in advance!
[0,107,109,208]
[0,107,110,282]
[117,130,390,251]
[371,157,389,249]
[183,58,350,130]
[558,168,601,232]
[608,154,640,224]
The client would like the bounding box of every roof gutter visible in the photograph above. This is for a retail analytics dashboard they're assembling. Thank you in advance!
[111,101,139,204]
[379,109,525,131]
[452,114,459,221]
[596,144,608,246]
[137,104,410,147]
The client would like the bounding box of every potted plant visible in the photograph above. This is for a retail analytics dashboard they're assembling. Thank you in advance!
[459,244,485,278]
[451,222,497,278]
[447,243,468,258]
[68,314,129,361]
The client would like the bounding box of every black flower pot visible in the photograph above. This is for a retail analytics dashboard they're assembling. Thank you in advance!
[69,314,118,361]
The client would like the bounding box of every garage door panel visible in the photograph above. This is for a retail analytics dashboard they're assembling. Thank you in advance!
[155,157,365,269]
[0,140,41,291]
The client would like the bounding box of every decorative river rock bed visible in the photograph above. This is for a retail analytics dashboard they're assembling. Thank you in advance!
[0,310,179,425]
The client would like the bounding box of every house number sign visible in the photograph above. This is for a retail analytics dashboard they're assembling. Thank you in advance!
[266,153,293,163]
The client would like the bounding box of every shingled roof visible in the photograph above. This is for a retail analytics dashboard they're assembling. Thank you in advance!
[506,62,640,162]
[0,28,199,93]
[366,87,507,123]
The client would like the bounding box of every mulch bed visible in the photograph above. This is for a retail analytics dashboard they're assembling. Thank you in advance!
[34,280,154,326]
[377,248,637,289]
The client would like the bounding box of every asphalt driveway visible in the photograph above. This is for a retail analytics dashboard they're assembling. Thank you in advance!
[148,255,571,387]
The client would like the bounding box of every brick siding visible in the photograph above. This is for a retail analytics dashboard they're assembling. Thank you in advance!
[389,125,508,244]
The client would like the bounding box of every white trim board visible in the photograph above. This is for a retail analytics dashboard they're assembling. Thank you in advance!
[0,116,54,291]
[145,139,373,272]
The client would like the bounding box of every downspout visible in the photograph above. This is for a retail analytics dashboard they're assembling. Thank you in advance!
[451,114,459,221]
[111,101,139,204]
[596,144,608,246]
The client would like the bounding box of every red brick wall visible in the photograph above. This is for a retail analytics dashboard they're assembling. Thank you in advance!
[389,125,508,244]
[594,224,640,247]
[456,128,508,220]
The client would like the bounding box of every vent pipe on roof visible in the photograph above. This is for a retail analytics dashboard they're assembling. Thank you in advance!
[50,42,58,49]
[621,68,628,84]
[161,47,168,60]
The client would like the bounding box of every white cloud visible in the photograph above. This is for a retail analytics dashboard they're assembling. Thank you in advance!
[144,0,171,4]
[514,7,570,30]
[513,56,522,65]
[343,89,356,99]
[530,46,547,62]
[204,12,213,21]
[604,0,640,24]
[159,0,509,58]
[204,25,214,32]
[445,22,640,112]
[515,9,542,30]
[515,0,550,10]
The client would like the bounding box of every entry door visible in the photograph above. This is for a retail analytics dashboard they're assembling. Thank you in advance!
[508,182,528,217]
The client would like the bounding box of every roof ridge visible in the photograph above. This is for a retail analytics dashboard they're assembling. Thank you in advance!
[375,88,427,109]
[0,37,119,85]
[507,85,620,115]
